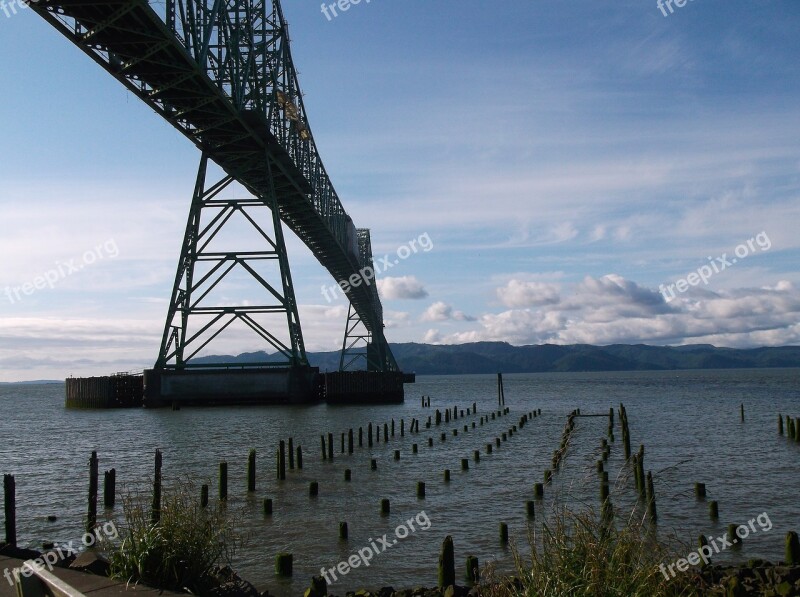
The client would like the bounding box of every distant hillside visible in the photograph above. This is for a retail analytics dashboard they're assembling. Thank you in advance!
[193,343,800,375]
[0,380,62,385]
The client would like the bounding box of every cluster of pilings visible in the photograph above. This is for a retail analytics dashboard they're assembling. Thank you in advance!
[779,413,800,443]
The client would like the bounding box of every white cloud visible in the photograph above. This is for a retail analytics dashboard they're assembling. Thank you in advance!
[421,301,476,322]
[436,276,800,348]
[423,329,443,344]
[497,280,561,308]
[377,276,428,300]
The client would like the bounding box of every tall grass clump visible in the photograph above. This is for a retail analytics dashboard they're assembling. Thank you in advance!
[484,506,699,597]
[105,479,242,592]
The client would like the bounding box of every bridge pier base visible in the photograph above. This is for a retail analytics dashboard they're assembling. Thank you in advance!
[142,366,321,407]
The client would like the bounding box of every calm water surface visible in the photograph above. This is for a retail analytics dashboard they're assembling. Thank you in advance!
[1,369,799,594]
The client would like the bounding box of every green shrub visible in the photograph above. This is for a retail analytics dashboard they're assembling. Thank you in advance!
[484,506,699,597]
[105,479,241,592]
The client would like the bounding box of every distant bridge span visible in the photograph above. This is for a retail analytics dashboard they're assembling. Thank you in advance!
[30,0,399,382]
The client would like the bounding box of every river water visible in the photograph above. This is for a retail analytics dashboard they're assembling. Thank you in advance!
[1,369,798,594]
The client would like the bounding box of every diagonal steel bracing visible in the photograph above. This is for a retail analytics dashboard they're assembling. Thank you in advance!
[157,152,306,369]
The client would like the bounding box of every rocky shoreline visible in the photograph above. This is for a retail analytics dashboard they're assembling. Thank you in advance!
[4,543,800,596]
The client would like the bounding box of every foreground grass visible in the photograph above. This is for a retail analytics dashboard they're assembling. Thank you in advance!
[105,480,241,592]
[482,506,699,597]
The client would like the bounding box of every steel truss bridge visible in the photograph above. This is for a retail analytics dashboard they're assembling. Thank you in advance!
[30,0,401,391]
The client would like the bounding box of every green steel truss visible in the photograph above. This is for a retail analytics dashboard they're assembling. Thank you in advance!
[157,153,306,369]
[30,0,398,372]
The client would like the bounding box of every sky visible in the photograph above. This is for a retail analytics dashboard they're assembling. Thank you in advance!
[1,0,799,381]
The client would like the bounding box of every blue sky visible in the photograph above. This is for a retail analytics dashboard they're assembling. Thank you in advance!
[1,0,799,380]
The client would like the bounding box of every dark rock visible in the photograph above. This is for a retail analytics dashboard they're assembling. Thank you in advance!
[0,544,41,560]
[207,580,260,597]
[69,550,110,576]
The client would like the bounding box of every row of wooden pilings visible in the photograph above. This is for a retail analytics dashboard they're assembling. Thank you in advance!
[3,394,527,579]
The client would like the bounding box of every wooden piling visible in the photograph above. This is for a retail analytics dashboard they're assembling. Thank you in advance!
[417,481,426,499]
[499,522,509,544]
[3,474,16,547]
[275,553,293,577]
[152,449,162,524]
[103,468,116,508]
[438,536,455,588]
[247,449,256,492]
[219,461,228,501]
[348,429,354,453]
[740,404,744,422]
[359,426,364,447]
[394,450,401,461]
[344,469,352,481]
[88,451,98,532]
[474,450,480,462]
[401,419,405,436]
[201,484,209,508]
[368,423,373,447]
[695,483,706,499]
[321,435,327,460]
[309,481,319,497]
[381,498,390,515]
[461,458,469,471]
[786,531,800,565]
[279,441,286,481]
[600,476,610,503]
[288,438,294,469]
[646,471,657,521]
[709,500,719,519]
[636,455,646,499]
[779,414,784,435]
[297,446,303,470]
[728,524,740,546]
[534,483,544,498]
[444,469,451,482]
[699,535,710,566]
[264,498,273,515]
[465,555,480,584]
[328,433,334,460]
[526,500,535,518]
[371,459,377,470]
[340,521,349,540]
